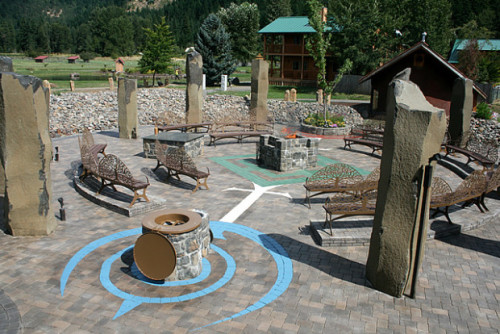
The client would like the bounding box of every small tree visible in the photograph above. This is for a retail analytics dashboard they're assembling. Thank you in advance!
[138,17,176,85]
[195,14,236,86]
[305,0,352,122]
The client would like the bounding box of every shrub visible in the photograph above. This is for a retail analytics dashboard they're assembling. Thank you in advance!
[475,102,492,120]
[304,113,345,128]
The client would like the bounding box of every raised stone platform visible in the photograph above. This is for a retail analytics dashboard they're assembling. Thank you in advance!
[143,132,205,159]
[300,123,350,136]
[73,176,167,217]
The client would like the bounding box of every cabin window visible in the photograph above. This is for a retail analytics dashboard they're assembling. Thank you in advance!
[293,61,300,70]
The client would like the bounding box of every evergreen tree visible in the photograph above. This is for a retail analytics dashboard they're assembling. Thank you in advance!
[266,0,292,25]
[138,17,176,85]
[217,2,260,65]
[0,21,17,53]
[195,14,236,86]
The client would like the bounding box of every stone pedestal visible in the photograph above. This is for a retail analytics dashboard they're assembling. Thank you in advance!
[257,135,319,171]
[290,88,297,102]
[118,78,138,139]
[448,78,473,147]
[0,73,56,235]
[186,51,203,124]
[0,57,13,195]
[250,57,269,123]
[366,74,446,297]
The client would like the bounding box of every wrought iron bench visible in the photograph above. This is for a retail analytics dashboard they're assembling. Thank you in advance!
[343,127,384,155]
[480,167,500,211]
[429,170,487,224]
[444,135,498,170]
[80,128,107,158]
[303,163,380,208]
[323,171,488,235]
[96,154,150,207]
[153,140,209,193]
[208,121,274,147]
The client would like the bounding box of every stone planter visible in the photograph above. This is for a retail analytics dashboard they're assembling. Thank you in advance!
[300,123,350,136]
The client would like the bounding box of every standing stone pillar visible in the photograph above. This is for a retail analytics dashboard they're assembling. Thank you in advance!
[448,78,473,147]
[366,72,446,297]
[186,50,203,124]
[108,77,114,91]
[0,73,56,235]
[0,57,14,196]
[42,80,51,96]
[284,90,290,101]
[290,88,297,102]
[250,55,269,122]
[316,89,323,104]
[118,78,138,139]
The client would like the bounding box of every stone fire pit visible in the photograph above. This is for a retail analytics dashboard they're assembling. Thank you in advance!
[136,209,211,281]
[256,135,320,172]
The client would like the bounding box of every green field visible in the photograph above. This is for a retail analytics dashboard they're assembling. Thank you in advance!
[6,55,369,100]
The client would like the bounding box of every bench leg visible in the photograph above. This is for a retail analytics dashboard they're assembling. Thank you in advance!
[152,160,161,172]
[305,190,311,209]
[192,176,209,193]
[129,189,150,207]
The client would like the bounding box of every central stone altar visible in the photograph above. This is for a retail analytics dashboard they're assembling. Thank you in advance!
[143,132,204,159]
[256,135,320,172]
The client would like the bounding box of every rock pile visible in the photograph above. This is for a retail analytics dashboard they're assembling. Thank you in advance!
[49,88,498,143]
[49,88,364,137]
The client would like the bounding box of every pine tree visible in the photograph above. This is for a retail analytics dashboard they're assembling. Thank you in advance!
[195,14,236,86]
[266,0,292,25]
[138,17,176,85]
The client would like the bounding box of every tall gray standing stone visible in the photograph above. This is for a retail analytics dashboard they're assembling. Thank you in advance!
[0,57,13,195]
[250,56,269,122]
[448,77,473,147]
[118,78,138,139]
[366,73,446,297]
[185,51,203,124]
[0,73,56,236]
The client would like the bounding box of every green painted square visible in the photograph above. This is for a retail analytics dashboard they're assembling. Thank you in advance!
[210,154,369,187]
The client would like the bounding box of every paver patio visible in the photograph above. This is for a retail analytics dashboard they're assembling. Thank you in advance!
[0,125,498,333]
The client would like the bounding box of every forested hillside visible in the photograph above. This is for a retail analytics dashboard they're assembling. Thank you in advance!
[0,0,498,75]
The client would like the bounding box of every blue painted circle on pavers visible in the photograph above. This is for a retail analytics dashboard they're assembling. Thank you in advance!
[60,221,293,329]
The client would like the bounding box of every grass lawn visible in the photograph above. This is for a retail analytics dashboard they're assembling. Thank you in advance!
[5,57,369,100]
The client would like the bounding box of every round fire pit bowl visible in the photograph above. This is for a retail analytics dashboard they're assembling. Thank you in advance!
[136,209,211,281]
[142,209,201,234]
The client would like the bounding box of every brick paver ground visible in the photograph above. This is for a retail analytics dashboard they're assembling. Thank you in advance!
[0,125,498,333]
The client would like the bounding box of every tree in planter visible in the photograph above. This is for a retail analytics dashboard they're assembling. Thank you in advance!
[305,0,352,124]
[195,14,236,86]
[138,17,176,86]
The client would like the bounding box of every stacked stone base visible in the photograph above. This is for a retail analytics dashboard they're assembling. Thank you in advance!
[257,135,319,172]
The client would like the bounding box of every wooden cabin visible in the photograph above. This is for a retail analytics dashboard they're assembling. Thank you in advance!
[258,15,338,86]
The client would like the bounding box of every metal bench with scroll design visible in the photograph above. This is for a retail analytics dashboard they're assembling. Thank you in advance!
[208,121,274,147]
[444,135,498,170]
[157,122,212,133]
[322,171,488,235]
[153,140,210,193]
[95,154,150,207]
[304,163,380,208]
[430,170,488,223]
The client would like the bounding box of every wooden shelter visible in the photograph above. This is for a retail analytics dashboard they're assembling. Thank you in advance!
[34,56,48,63]
[67,56,79,64]
[360,42,486,116]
